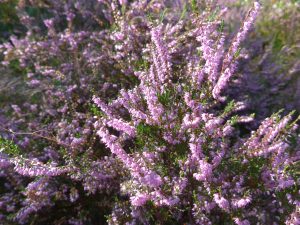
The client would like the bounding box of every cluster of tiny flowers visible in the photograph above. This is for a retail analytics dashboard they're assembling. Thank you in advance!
[0,0,171,223]
[0,0,299,224]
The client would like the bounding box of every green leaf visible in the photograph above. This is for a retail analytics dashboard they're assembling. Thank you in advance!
[179,3,188,21]
[218,19,225,33]
[159,8,168,23]
[234,47,242,59]
[222,100,235,116]
[207,7,220,22]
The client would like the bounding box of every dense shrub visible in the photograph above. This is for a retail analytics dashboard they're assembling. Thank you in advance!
[0,0,299,224]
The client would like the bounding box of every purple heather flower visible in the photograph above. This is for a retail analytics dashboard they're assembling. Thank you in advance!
[234,218,251,225]
[131,193,150,207]
[213,1,261,100]
[214,194,230,212]
[193,160,213,181]
[233,197,252,208]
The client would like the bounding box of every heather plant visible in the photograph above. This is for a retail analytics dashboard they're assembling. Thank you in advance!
[92,2,300,224]
[0,0,299,225]
[0,0,216,223]
[0,0,175,223]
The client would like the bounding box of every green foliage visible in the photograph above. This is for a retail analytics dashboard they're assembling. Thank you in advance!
[143,202,178,225]
[24,5,51,19]
[218,19,225,33]
[136,123,158,136]
[136,122,159,144]
[173,142,189,161]
[284,160,300,180]
[159,9,168,23]
[207,7,220,22]
[135,122,166,151]
[133,58,150,71]
[190,0,198,13]
[222,100,236,116]
[0,137,20,156]
[255,0,300,77]
[157,89,173,106]
[89,104,105,117]
[272,32,284,52]
[179,3,188,21]
[53,79,62,87]
[0,0,19,41]
[229,115,239,125]
[247,157,266,180]
[233,47,242,59]
[8,59,26,76]
[257,0,300,48]
[218,155,266,189]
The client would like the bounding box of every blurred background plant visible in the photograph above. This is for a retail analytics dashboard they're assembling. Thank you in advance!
[0,0,21,43]
[256,0,300,110]
[219,0,300,112]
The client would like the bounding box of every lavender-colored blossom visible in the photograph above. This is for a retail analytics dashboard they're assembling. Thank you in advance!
[0,0,298,224]
[214,194,230,212]
[213,1,261,100]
